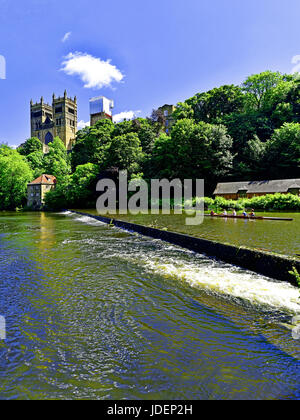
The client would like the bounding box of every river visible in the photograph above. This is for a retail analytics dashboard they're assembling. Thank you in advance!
[81,210,300,257]
[0,211,299,400]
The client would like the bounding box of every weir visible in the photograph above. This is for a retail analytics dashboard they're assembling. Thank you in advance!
[68,210,300,286]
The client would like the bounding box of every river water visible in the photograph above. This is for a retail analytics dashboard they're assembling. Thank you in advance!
[83,210,300,257]
[0,211,299,400]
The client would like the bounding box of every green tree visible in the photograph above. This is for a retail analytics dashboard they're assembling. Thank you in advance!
[233,136,267,180]
[103,132,144,176]
[265,122,300,178]
[43,137,70,179]
[67,163,99,206]
[187,85,245,123]
[149,119,233,191]
[17,137,44,177]
[112,119,134,137]
[0,145,33,209]
[222,111,273,157]
[44,176,71,211]
[26,150,44,178]
[71,119,114,170]
[146,133,175,179]
[131,118,157,154]
[242,71,286,111]
[172,102,194,121]
[18,137,42,155]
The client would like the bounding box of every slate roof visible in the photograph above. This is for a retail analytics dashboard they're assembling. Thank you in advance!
[214,179,300,195]
[28,174,56,186]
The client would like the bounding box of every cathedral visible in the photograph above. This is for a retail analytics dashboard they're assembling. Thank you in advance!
[30,90,77,152]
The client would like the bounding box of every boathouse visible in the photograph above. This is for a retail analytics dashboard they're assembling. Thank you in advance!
[214,179,300,200]
[27,174,56,209]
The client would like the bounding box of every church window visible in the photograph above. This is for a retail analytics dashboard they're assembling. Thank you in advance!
[45,132,53,145]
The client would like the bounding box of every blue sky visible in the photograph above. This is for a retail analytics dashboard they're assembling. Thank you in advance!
[0,0,300,146]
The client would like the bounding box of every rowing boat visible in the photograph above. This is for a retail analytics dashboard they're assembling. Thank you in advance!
[204,214,293,221]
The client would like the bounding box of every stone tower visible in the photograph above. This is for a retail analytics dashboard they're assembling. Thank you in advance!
[30,91,77,152]
[52,91,77,151]
[30,97,54,153]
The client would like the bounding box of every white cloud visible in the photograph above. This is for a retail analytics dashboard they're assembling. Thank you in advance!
[77,120,90,130]
[291,55,300,74]
[113,110,141,123]
[62,32,72,43]
[61,52,124,89]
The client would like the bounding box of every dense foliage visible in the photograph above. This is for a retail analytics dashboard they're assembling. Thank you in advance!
[1,70,299,210]
[0,145,33,210]
[199,193,300,211]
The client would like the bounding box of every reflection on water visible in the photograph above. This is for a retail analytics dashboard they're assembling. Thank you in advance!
[0,212,299,400]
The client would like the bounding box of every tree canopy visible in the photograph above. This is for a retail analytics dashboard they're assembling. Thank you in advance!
[0,145,33,210]
[2,70,300,210]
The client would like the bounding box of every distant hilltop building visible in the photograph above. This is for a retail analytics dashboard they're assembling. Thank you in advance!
[30,90,77,152]
[90,96,114,126]
[214,179,300,200]
[157,104,176,134]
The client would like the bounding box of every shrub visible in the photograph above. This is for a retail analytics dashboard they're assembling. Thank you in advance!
[200,193,300,212]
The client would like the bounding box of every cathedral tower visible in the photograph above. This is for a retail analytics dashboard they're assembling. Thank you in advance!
[30,91,77,152]
[52,91,77,151]
[30,97,54,152]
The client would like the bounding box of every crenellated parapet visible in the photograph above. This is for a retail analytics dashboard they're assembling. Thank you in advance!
[30,91,78,152]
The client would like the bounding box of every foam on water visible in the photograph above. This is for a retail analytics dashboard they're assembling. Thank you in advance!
[141,257,300,314]
[73,215,105,226]
[67,212,300,315]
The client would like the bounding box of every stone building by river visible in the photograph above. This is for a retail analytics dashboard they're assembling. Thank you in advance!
[27,175,56,210]
[214,179,300,200]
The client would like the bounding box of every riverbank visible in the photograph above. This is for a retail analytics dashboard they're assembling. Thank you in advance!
[69,210,300,286]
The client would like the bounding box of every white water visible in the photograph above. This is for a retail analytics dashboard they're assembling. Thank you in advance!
[73,215,105,226]
[141,256,300,314]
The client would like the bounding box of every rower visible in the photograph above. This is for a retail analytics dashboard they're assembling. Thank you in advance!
[250,209,255,217]
[223,210,227,216]
[243,210,248,217]
[232,210,237,216]
[210,210,215,216]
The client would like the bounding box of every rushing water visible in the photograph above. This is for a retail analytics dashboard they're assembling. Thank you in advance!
[0,211,299,400]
